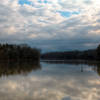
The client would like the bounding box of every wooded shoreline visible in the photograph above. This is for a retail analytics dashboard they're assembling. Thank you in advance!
[41,44,100,61]
[0,43,40,62]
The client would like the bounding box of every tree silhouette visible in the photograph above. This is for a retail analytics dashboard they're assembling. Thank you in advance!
[97,44,100,60]
[0,43,40,61]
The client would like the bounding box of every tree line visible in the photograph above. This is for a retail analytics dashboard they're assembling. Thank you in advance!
[0,43,41,62]
[0,43,100,61]
[41,44,100,61]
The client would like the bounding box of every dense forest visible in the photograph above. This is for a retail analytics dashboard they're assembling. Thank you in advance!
[41,44,100,61]
[0,43,100,61]
[0,43,40,62]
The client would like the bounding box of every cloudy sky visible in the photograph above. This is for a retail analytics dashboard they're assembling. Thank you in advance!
[0,0,100,52]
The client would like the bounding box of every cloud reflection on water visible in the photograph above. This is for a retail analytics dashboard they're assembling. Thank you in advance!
[0,62,100,100]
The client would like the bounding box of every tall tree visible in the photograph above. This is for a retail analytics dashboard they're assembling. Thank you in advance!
[97,44,100,60]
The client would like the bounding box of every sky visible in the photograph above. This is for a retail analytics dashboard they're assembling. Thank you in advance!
[0,0,100,52]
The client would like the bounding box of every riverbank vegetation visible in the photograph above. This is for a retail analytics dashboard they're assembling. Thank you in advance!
[0,43,40,62]
[41,44,100,61]
[0,43,100,61]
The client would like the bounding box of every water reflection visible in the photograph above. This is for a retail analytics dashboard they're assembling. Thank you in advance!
[95,63,100,76]
[0,61,41,77]
[43,60,100,76]
[0,61,100,100]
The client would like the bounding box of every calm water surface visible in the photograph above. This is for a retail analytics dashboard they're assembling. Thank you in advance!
[0,61,100,100]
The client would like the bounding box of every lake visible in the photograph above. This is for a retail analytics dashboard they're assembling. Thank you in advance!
[0,61,100,100]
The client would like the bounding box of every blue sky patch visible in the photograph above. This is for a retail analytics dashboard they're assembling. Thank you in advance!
[59,11,80,17]
[18,0,32,5]
[38,0,49,4]
[18,0,49,6]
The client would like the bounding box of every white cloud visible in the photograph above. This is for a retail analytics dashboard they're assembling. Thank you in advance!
[0,0,100,51]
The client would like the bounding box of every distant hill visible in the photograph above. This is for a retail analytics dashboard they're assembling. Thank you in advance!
[41,49,98,60]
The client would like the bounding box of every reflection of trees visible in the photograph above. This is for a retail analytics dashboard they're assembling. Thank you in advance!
[43,60,100,75]
[0,61,41,77]
[42,60,98,65]
[96,63,100,76]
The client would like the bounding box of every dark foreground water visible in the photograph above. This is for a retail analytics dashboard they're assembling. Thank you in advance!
[0,61,100,100]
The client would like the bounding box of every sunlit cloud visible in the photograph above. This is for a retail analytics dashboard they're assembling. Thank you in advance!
[0,0,100,51]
